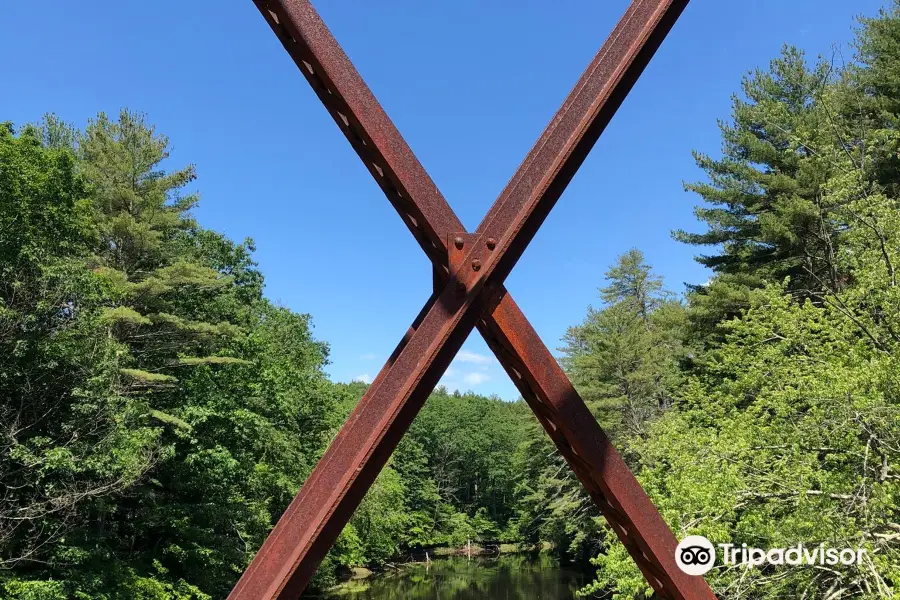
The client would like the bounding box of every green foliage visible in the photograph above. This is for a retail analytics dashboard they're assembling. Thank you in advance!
[175,356,252,366]
[513,251,686,564]
[581,7,900,599]
[0,112,537,598]
[121,368,179,385]
[408,390,528,531]
[675,47,850,341]
[588,285,900,598]
[562,249,686,443]
[8,5,900,597]
[0,113,341,599]
[512,428,599,561]
[102,305,153,326]
[0,120,164,594]
[350,467,408,564]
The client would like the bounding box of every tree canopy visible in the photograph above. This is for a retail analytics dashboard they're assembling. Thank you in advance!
[4,3,900,599]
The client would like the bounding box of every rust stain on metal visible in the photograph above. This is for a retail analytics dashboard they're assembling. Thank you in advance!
[231,1,715,600]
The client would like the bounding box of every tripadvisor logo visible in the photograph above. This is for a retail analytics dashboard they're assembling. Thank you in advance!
[675,536,868,576]
[676,536,716,575]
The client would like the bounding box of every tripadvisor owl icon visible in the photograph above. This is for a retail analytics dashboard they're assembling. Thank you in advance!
[675,535,716,576]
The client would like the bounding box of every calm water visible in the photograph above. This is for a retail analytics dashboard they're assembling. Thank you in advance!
[325,554,591,600]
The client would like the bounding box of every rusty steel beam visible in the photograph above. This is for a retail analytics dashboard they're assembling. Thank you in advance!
[232,1,715,599]
[479,293,711,598]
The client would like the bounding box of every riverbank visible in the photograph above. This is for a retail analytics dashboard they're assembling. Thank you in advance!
[325,553,590,599]
[427,541,545,558]
[329,542,554,591]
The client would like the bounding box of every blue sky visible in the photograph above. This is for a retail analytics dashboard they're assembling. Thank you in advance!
[1,0,885,399]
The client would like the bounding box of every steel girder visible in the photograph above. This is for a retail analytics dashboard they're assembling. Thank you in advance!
[229,2,716,599]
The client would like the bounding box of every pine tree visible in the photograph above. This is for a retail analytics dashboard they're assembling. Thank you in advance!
[855,0,900,193]
[515,250,686,567]
[76,110,246,440]
[676,48,849,339]
[561,249,685,443]
[0,120,166,596]
[1,112,344,599]
[586,13,900,599]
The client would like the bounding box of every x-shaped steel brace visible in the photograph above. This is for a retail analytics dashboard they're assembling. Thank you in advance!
[230,1,716,599]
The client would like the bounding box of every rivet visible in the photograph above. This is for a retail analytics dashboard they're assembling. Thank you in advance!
[472,259,482,271]
[453,236,464,249]
[486,237,497,250]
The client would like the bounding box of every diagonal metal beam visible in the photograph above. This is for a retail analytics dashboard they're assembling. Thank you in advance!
[231,1,715,599]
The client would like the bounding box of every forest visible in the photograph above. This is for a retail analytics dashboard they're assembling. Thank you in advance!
[2,3,900,600]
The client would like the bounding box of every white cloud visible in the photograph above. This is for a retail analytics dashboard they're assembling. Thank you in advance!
[463,372,490,386]
[456,350,492,365]
[360,353,378,361]
[437,351,497,391]
[354,374,373,384]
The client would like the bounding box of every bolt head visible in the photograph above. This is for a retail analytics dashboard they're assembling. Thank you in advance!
[472,259,482,271]
[453,236,464,249]
[486,237,497,250]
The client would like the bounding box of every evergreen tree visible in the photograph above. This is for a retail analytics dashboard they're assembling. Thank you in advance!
[515,250,686,566]
[0,113,344,599]
[562,249,685,443]
[588,10,900,598]
[676,48,849,339]
[0,120,165,595]
[855,0,900,199]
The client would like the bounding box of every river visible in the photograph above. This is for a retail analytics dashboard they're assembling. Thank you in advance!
[325,553,592,600]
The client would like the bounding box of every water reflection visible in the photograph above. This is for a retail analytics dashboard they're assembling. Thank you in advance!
[326,553,589,600]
